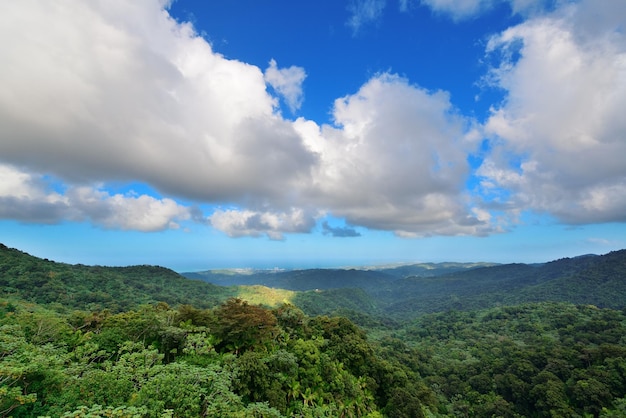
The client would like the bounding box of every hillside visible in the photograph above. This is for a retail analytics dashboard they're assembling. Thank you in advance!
[3,243,626,416]
[379,251,626,317]
[2,243,626,321]
[0,243,235,312]
[182,262,495,290]
[186,249,626,320]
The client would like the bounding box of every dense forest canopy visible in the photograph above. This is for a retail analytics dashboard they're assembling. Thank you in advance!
[2,243,626,417]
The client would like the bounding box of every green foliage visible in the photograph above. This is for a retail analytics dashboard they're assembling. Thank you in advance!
[3,243,626,417]
[293,287,380,317]
[193,249,626,321]
[4,292,626,417]
[213,298,279,354]
[0,294,393,417]
[58,404,154,418]
[0,244,235,312]
[399,302,626,417]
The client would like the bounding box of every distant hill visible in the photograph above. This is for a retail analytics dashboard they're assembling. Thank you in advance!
[183,268,395,290]
[0,243,235,312]
[379,251,625,317]
[185,250,626,319]
[182,261,496,290]
[2,242,626,321]
[376,261,499,278]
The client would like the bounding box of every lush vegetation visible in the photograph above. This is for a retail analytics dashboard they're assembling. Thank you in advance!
[2,244,626,417]
[0,244,234,312]
[1,297,430,417]
[188,251,626,320]
[400,303,626,417]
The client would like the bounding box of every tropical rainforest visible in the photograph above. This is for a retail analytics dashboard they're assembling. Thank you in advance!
[2,243,626,417]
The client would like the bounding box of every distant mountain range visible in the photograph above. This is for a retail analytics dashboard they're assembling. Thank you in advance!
[2,242,625,321]
[184,251,626,318]
[182,261,498,290]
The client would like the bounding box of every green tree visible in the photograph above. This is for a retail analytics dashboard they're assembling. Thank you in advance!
[569,378,613,417]
[0,323,66,417]
[213,298,278,354]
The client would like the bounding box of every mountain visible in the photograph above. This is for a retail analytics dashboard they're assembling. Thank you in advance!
[4,243,626,418]
[379,251,626,317]
[182,262,495,290]
[2,242,626,321]
[0,243,234,312]
[183,268,397,290]
[376,261,499,278]
[511,250,626,307]
[185,250,626,320]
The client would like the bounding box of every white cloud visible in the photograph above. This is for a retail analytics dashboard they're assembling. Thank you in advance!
[416,0,559,20]
[209,208,317,240]
[587,237,624,247]
[0,0,494,238]
[264,59,307,114]
[0,164,191,231]
[0,164,69,224]
[296,73,492,237]
[347,0,387,34]
[481,0,626,224]
[420,0,496,20]
[67,187,191,231]
[0,0,314,204]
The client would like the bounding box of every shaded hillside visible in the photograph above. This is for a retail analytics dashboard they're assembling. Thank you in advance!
[507,250,626,307]
[380,251,625,317]
[183,262,496,290]
[399,302,626,417]
[376,261,498,278]
[3,242,626,322]
[185,268,399,291]
[184,251,626,320]
[292,287,380,316]
[374,263,535,303]
[0,244,234,312]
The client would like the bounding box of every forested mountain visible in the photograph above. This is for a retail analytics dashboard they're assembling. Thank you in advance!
[3,243,626,417]
[3,243,626,320]
[184,250,626,320]
[398,302,626,417]
[183,261,497,290]
[185,268,398,291]
[378,251,626,317]
[0,244,234,312]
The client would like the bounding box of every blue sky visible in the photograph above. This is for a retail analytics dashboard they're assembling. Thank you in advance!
[1,0,625,271]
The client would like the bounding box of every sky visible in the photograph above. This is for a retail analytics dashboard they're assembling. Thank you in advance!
[1,0,626,271]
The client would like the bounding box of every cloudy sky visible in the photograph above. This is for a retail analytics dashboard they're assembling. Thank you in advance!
[1,0,625,271]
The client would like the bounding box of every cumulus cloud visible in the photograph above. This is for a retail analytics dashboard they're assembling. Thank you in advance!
[0,0,314,203]
[480,0,626,224]
[264,59,306,114]
[209,208,317,240]
[296,73,492,237]
[347,0,386,34]
[419,0,496,19]
[0,0,492,238]
[587,237,624,247]
[0,164,191,231]
[0,165,69,224]
[66,187,191,231]
[416,0,558,20]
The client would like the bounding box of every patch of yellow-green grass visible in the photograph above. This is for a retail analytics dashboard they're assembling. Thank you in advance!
[235,285,295,307]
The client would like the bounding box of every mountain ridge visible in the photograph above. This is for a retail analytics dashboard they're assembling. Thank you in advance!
[2,243,625,321]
